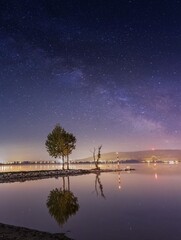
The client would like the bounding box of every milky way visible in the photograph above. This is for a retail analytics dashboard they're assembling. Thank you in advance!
[1,0,181,161]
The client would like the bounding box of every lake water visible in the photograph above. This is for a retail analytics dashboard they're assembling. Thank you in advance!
[0,163,181,240]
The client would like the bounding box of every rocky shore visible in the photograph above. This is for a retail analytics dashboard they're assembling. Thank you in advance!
[0,223,71,240]
[0,168,135,183]
[0,169,89,183]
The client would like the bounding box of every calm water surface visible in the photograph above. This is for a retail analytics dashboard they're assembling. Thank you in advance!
[0,163,181,240]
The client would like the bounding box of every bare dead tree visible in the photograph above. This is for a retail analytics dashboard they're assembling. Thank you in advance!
[90,145,102,170]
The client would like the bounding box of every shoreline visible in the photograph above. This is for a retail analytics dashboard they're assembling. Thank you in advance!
[0,168,135,183]
[0,222,72,240]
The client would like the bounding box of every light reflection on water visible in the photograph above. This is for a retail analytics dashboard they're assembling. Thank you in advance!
[0,163,128,172]
[0,163,181,240]
[0,164,63,172]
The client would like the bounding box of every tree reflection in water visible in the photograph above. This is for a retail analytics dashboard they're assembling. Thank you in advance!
[94,173,106,199]
[47,176,79,226]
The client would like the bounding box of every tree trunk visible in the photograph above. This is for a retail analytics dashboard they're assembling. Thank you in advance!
[62,156,65,170]
[67,155,69,170]
[95,159,100,170]
[92,148,97,169]
[95,161,99,169]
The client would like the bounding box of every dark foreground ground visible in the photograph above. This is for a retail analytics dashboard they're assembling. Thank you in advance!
[0,223,71,240]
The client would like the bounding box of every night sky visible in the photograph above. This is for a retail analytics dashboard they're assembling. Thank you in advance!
[1,0,181,162]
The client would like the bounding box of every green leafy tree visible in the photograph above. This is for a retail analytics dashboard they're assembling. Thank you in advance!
[45,124,66,170]
[45,124,76,170]
[64,132,76,170]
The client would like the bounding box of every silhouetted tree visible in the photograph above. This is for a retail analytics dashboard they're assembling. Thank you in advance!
[45,124,76,170]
